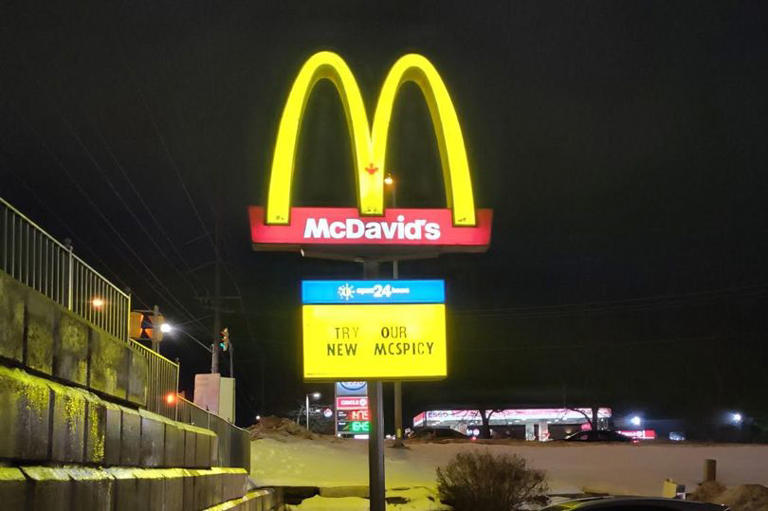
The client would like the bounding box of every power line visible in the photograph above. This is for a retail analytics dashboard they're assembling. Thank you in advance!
[1,167,148,308]
[453,335,720,353]
[92,121,209,294]
[115,41,215,252]
[44,104,208,328]
[174,327,213,353]
[9,104,207,333]
[61,113,207,302]
[453,284,768,319]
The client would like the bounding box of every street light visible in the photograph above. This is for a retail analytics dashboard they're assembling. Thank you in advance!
[91,297,105,309]
[160,322,173,334]
[306,392,321,431]
[730,412,743,424]
[385,173,406,447]
[630,415,642,427]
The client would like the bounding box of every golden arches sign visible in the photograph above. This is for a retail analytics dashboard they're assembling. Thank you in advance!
[266,51,476,227]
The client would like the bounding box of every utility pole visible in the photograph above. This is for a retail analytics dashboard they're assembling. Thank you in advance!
[228,341,234,378]
[211,218,221,374]
[151,304,161,353]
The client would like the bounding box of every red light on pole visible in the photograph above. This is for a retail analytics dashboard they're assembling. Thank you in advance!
[165,393,177,406]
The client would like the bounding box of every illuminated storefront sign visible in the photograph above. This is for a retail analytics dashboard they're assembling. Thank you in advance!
[415,408,613,426]
[618,429,657,440]
[335,381,368,397]
[336,396,369,410]
[303,280,445,304]
[249,52,492,254]
[338,420,371,434]
[302,280,446,380]
[335,385,370,438]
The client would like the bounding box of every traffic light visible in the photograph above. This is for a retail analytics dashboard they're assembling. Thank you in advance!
[129,311,145,339]
[129,309,165,342]
[219,327,230,351]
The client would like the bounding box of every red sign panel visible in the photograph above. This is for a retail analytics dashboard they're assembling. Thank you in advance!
[349,409,369,421]
[337,397,369,410]
[618,429,657,440]
[249,207,492,252]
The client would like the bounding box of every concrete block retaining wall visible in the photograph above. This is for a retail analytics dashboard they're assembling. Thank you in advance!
[0,465,253,511]
[1,270,251,472]
[1,269,253,511]
[0,270,147,408]
[0,365,217,468]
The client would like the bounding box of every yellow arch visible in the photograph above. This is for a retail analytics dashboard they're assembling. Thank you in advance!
[266,51,476,226]
[371,54,475,226]
[266,51,374,224]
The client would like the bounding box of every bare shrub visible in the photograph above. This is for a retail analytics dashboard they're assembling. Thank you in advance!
[436,451,549,511]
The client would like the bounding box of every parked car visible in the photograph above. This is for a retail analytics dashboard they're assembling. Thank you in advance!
[564,430,633,442]
[407,427,467,440]
[541,496,728,510]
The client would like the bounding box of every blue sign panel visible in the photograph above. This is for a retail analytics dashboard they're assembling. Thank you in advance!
[335,381,368,396]
[302,280,445,304]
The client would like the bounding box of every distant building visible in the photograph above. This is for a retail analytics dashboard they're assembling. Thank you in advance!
[413,407,612,440]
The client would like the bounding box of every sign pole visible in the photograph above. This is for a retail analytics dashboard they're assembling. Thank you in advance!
[368,379,385,511]
[363,260,386,511]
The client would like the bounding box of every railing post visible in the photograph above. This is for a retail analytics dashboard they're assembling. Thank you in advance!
[175,357,180,422]
[125,288,132,341]
[64,238,74,311]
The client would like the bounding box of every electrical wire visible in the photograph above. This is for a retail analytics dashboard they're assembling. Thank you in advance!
[453,335,719,353]
[57,111,206,304]
[9,104,208,333]
[115,42,214,251]
[1,167,148,308]
[453,284,768,319]
[92,121,208,293]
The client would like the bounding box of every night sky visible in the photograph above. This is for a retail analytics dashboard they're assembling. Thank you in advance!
[2,1,767,428]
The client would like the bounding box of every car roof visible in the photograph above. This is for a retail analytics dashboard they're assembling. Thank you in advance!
[542,497,727,511]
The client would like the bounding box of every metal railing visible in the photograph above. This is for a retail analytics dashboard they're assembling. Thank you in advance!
[1,197,130,340]
[1,197,180,418]
[132,339,180,418]
[176,396,251,470]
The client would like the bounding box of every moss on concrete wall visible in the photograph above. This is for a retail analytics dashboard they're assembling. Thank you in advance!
[0,274,25,362]
[24,291,54,375]
[1,270,146,404]
[88,327,128,400]
[48,379,87,463]
[0,366,51,460]
[55,311,89,386]
[84,393,107,465]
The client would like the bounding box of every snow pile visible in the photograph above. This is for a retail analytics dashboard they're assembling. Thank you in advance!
[291,496,368,510]
[718,484,768,511]
[248,416,317,440]
[691,482,768,511]
[689,481,727,503]
[289,487,449,511]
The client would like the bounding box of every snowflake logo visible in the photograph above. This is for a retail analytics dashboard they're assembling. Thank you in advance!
[337,283,355,301]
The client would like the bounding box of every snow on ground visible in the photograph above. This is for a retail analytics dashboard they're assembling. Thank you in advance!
[251,435,768,498]
[290,488,450,511]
